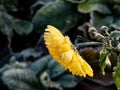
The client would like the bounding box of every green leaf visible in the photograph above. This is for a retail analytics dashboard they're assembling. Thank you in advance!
[90,12,113,30]
[8,56,27,69]
[55,74,78,88]
[113,68,120,90]
[110,20,120,30]
[48,59,65,78]
[0,0,4,3]
[99,49,109,75]
[14,20,33,35]
[77,0,111,14]
[20,48,42,60]
[2,0,18,11]
[109,30,120,48]
[0,13,14,36]
[113,5,120,15]
[32,0,56,6]
[113,56,120,90]
[32,0,79,33]
[67,0,85,3]
[0,56,27,74]
[30,55,52,74]
[114,0,120,4]
[109,30,120,40]
[0,5,6,11]
[2,69,40,90]
[40,72,63,90]
[31,0,57,11]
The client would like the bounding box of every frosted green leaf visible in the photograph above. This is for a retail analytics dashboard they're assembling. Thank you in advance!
[40,72,63,90]
[32,0,79,33]
[48,59,65,78]
[77,0,111,14]
[67,0,85,3]
[32,0,56,6]
[0,13,14,36]
[90,12,113,29]
[55,74,78,88]
[20,48,42,60]
[110,20,120,30]
[30,55,52,74]
[2,69,40,90]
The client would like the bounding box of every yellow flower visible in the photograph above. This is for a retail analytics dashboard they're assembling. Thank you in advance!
[44,25,93,77]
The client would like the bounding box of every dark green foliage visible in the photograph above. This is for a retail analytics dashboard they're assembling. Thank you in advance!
[0,12,33,36]
[30,55,78,88]
[90,12,113,30]
[110,20,120,30]
[30,55,52,74]
[0,55,79,90]
[1,0,120,90]
[0,0,18,11]
[0,0,34,36]
[13,20,33,35]
[19,48,42,60]
[77,0,111,14]
[0,12,14,36]
[55,74,78,88]
[32,0,56,6]
[32,0,79,33]
[76,0,120,30]
[47,59,65,78]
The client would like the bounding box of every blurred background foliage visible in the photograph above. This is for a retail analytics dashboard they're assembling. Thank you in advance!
[0,0,120,90]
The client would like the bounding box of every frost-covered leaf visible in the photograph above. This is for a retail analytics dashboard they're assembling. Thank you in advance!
[14,20,33,35]
[109,30,120,48]
[48,59,65,78]
[32,0,79,33]
[0,56,27,74]
[32,0,56,6]
[0,0,18,12]
[109,31,120,40]
[55,74,78,88]
[2,69,40,90]
[20,48,42,60]
[0,13,14,36]
[40,72,63,90]
[3,0,18,11]
[67,0,85,3]
[110,20,120,30]
[30,55,52,74]
[90,12,113,30]
[77,0,111,14]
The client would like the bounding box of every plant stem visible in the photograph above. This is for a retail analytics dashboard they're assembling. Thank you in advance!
[74,41,103,48]
[7,36,13,53]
